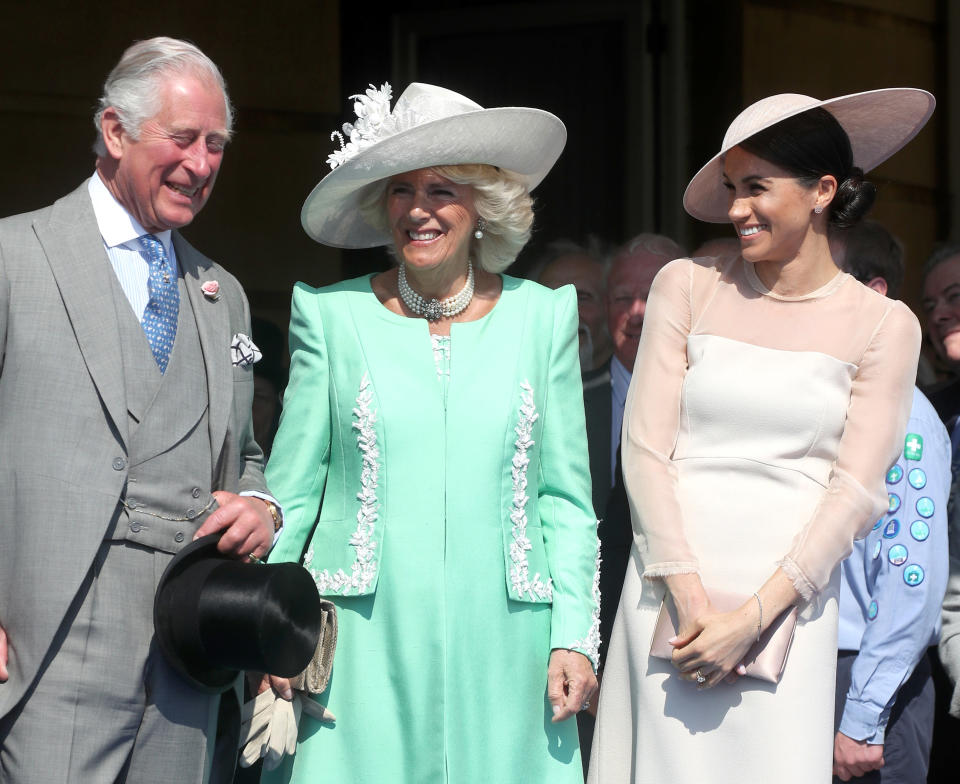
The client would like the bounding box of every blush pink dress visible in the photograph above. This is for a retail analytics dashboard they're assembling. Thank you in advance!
[588,256,920,784]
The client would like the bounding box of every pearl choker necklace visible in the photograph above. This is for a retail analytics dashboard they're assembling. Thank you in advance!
[398,261,475,321]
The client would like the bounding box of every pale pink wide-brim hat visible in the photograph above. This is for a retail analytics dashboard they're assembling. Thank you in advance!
[683,88,935,223]
[301,82,567,247]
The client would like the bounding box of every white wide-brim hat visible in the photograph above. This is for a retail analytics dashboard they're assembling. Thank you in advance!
[683,88,935,223]
[301,82,567,247]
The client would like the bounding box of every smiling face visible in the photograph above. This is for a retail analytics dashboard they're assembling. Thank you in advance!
[922,254,960,366]
[99,72,229,232]
[723,145,822,264]
[606,250,670,370]
[386,168,476,273]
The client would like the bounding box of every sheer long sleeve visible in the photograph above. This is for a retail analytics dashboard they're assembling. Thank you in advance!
[781,301,920,598]
[621,259,699,577]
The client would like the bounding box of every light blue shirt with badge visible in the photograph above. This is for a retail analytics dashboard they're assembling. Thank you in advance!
[837,387,951,743]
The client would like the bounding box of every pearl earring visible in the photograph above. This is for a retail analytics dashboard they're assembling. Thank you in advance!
[474,217,486,240]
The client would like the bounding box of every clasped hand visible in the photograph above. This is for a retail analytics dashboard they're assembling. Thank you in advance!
[670,602,757,689]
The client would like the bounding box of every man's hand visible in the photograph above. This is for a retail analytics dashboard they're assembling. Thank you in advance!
[547,649,598,723]
[193,492,274,560]
[0,623,8,682]
[833,731,884,780]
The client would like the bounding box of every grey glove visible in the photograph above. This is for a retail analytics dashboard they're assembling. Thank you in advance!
[238,599,338,769]
[239,689,335,770]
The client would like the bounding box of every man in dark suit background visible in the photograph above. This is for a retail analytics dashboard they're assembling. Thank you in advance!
[574,233,682,774]
[0,37,278,783]
[592,233,683,663]
[537,238,612,374]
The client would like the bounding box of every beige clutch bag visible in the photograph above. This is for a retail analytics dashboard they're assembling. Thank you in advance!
[649,588,798,684]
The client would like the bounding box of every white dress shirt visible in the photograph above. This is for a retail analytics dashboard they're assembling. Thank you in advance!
[87,173,177,320]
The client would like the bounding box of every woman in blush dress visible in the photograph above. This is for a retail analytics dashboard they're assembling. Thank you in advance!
[588,89,935,783]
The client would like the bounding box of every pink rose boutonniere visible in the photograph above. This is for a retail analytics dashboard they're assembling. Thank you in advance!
[201,280,221,301]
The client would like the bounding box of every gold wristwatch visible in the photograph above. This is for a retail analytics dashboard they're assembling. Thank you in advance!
[263,499,282,532]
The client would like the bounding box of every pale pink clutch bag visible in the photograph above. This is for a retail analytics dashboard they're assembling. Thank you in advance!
[649,588,799,684]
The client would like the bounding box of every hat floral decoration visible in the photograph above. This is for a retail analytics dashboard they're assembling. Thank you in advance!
[328,83,402,170]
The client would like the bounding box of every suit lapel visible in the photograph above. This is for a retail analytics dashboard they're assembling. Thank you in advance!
[175,233,231,459]
[35,185,128,447]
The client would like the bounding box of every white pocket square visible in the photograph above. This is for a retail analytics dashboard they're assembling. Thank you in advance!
[231,333,262,367]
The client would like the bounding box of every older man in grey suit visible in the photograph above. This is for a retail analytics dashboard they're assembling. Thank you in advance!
[0,38,278,783]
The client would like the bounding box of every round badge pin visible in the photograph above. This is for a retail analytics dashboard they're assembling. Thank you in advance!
[888,493,901,513]
[883,519,901,539]
[903,564,925,587]
[915,497,934,518]
[888,544,908,566]
[910,520,930,542]
[867,600,879,620]
[872,518,883,531]
[886,465,903,484]
[908,469,927,490]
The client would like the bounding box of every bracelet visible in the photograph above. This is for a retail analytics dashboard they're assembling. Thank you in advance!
[752,591,763,642]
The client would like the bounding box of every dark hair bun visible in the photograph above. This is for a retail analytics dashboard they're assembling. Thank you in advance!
[830,167,876,228]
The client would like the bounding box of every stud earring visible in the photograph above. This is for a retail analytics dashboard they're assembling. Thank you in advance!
[474,218,486,240]
[814,205,824,215]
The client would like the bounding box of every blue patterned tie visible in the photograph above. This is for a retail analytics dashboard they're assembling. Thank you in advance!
[138,234,179,373]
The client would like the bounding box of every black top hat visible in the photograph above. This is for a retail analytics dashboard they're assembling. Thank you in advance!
[153,534,323,694]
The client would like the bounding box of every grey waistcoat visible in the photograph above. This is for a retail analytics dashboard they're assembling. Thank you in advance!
[104,271,214,553]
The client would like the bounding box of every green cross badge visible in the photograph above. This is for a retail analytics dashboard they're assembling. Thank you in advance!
[904,433,923,461]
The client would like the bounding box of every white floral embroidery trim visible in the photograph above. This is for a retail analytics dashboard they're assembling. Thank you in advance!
[509,381,553,601]
[305,373,380,595]
[570,529,602,669]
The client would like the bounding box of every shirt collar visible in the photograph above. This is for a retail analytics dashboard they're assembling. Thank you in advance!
[87,173,173,256]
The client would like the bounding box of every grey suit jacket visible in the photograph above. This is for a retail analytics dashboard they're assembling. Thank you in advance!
[0,182,268,719]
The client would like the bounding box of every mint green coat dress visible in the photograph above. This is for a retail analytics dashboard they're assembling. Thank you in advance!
[262,274,600,784]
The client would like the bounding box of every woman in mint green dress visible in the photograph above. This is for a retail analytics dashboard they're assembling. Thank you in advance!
[260,82,600,783]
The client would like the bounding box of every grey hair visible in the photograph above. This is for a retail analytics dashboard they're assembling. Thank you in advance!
[93,37,233,157]
[606,233,686,285]
[616,232,686,261]
[357,164,534,273]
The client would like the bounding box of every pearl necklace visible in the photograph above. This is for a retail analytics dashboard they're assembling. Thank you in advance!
[398,261,475,321]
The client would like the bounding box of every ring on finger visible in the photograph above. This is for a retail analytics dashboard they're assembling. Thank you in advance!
[246,552,264,564]
[695,669,706,684]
